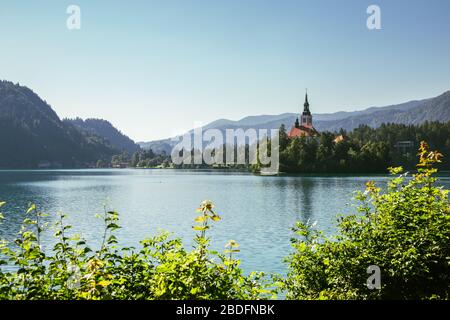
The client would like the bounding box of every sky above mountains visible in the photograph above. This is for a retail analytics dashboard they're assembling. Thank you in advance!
[1,0,449,141]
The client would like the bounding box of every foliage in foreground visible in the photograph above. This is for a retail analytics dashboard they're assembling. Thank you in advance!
[280,142,450,299]
[0,142,449,300]
[0,201,270,300]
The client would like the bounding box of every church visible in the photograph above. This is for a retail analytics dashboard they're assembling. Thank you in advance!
[288,91,319,138]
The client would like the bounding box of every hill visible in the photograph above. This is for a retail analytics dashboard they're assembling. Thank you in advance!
[65,118,140,155]
[0,81,117,168]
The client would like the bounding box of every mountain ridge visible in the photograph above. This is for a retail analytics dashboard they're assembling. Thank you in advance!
[139,91,449,153]
[65,118,140,155]
[0,80,124,168]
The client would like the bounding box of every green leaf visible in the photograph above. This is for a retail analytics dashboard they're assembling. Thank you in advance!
[192,225,209,231]
[211,215,221,222]
[98,280,111,287]
[194,215,207,223]
[26,204,36,214]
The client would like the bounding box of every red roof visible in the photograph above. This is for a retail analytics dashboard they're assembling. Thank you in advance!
[288,125,318,138]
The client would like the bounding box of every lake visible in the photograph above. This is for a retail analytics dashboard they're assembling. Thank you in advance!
[1,169,449,275]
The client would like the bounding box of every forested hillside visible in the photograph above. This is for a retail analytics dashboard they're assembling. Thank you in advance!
[0,81,117,168]
[65,118,140,155]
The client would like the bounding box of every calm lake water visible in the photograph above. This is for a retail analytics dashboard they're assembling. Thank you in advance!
[1,169,449,275]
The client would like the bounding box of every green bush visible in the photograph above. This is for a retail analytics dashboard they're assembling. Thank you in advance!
[280,142,450,299]
[0,200,271,300]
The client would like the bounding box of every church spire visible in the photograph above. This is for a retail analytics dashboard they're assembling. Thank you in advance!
[300,90,313,127]
[303,90,310,115]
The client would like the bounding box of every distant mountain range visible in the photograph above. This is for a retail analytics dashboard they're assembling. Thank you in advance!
[139,90,450,154]
[0,80,139,168]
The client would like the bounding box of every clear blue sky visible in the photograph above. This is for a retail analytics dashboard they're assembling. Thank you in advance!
[1,0,449,141]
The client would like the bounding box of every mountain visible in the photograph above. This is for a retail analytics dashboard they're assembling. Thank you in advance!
[65,118,140,155]
[312,97,441,132]
[139,91,450,152]
[138,139,174,155]
[0,80,117,168]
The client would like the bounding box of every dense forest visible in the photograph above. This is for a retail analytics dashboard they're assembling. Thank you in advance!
[107,149,171,168]
[278,121,450,173]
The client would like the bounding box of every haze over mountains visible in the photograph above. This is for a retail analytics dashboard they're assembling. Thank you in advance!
[139,90,450,153]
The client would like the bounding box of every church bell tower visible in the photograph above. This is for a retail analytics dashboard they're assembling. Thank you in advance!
[300,91,313,128]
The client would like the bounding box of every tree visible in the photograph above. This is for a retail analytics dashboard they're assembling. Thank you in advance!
[96,159,108,168]
[281,142,450,299]
[279,124,289,151]
[111,152,130,166]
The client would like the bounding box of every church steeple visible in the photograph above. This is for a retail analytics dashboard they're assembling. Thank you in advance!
[303,91,311,115]
[300,90,313,127]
